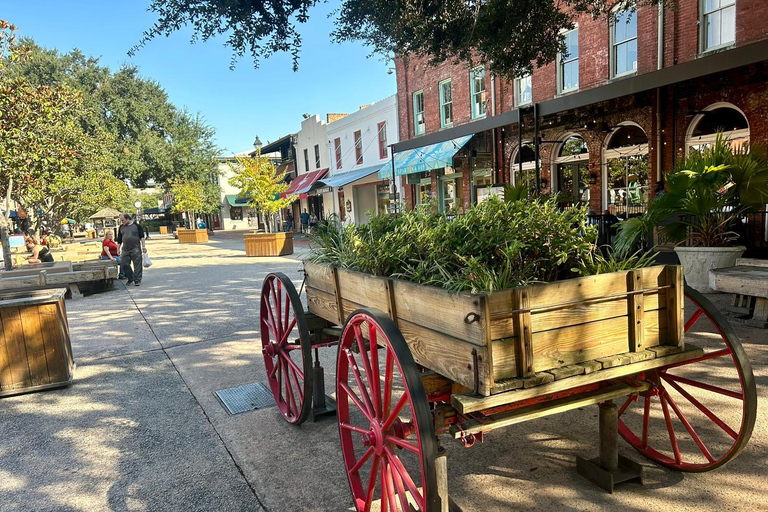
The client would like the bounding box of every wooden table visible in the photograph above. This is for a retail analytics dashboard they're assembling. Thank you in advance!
[710,258,768,327]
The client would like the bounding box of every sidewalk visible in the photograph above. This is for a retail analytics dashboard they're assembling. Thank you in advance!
[0,233,766,512]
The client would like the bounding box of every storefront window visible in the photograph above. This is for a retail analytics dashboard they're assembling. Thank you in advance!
[230,207,243,221]
[555,136,590,206]
[417,181,432,206]
[377,183,391,215]
[439,173,463,215]
[605,125,650,217]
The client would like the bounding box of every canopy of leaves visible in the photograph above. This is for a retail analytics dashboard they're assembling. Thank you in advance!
[169,178,221,216]
[3,40,221,188]
[135,0,671,77]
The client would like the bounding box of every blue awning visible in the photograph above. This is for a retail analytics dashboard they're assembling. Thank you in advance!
[319,163,388,188]
[378,135,473,178]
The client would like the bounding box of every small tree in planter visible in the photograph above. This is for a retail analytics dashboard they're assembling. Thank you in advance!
[615,134,768,291]
[169,178,220,231]
[228,150,294,233]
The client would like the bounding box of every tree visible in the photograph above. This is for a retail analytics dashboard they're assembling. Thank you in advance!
[4,40,221,188]
[135,0,673,77]
[169,178,220,228]
[227,151,293,233]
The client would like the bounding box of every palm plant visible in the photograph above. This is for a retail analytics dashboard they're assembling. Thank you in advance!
[615,134,768,254]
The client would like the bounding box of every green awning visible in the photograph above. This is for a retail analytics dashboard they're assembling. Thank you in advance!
[225,194,245,207]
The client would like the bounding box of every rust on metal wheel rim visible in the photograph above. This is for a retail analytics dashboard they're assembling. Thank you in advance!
[336,308,439,511]
[260,273,313,425]
[618,285,757,471]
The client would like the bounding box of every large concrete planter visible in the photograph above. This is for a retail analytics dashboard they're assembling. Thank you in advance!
[674,245,746,293]
[245,232,293,257]
[177,228,208,244]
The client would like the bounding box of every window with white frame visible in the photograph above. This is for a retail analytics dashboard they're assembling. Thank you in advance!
[702,0,736,52]
[354,130,363,165]
[439,79,453,128]
[303,148,309,173]
[314,144,320,169]
[558,28,579,93]
[470,66,487,119]
[413,91,425,136]
[605,125,649,217]
[378,122,388,159]
[515,74,532,106]
[334,138,342,169]
[611,7,637,77]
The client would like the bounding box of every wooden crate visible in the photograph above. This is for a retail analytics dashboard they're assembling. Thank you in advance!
[159,226,169,234]
[245,232,293,257]
[0,289,74,397]
[304,262,683,397]
[177,228,209,243]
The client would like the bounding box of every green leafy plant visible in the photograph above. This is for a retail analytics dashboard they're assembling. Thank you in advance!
[309,196,656,293]
[615,134,768,253]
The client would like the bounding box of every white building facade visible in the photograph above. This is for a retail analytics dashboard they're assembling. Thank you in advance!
[292,115,330,220]
[322,95,399,225]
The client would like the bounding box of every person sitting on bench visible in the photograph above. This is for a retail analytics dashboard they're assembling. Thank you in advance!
[25,236,54,263]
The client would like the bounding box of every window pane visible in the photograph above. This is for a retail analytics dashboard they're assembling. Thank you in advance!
[707,11,721,47]
[614,11,628,42]
[721,5,735,45]
[563,61,578,90]
[566,30,578,59]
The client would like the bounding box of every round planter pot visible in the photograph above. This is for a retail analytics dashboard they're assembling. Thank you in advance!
[674,245,745,293]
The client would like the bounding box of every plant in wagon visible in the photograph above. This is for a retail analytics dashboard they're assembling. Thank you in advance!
[227,149,294,233]
[614,134,768,292]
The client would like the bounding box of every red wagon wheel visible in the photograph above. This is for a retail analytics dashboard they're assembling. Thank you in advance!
[618,285,757,471]
[337,309,439,512]
[260,273,313,425]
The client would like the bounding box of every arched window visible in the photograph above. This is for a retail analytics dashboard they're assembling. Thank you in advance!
[512,142,539,193]
[604,124,649,217]
[555,135,590,206]
[686,104,749,155]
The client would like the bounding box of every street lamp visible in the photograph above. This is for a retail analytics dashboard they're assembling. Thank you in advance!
[134,200,141,221]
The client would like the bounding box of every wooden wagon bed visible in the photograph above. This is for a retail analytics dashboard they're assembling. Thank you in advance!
[303,262,684,398]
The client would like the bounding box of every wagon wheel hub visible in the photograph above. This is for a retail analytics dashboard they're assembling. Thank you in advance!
[361,418,415,455]
[263,342,278,358]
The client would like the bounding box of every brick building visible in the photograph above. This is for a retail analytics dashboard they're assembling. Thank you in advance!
[393,0,768,217]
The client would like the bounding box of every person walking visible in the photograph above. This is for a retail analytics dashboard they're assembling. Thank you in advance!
[299,208,310,233]
[117,213,147,286]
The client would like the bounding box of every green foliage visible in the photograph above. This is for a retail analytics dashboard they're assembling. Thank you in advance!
[615,134,768,253]
[309,197,652,293]
[227,150,294,232]
[169,179,217,216]
[116,190,163,214]
[135,1,671,77]
[576,248,658,277]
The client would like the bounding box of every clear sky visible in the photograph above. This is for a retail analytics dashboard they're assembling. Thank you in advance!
[1,0,397,155]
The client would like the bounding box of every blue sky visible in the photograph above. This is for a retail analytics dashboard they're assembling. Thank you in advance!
[2,0,397,155]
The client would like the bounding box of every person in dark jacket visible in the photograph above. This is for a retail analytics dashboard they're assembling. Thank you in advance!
[25,236,54,263]
[117,213,147,286]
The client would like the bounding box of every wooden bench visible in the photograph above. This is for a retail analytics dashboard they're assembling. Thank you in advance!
[710,258,768,328]
[0,260,118,299]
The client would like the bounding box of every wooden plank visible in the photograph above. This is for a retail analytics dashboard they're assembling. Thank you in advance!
[710,266,768,298]
[452,343,704,414]
[0,307,31,389]
[331,267,345,325]
[627,270,645,352]
[665,266,684,348]
[421,371,452,396]
[546,365,586,380]
[392,278,486,347]
[512,288,533,378]
[336,268,392,315]
[19,305,49,386]
[575,360,604,374]
[450,382,652,437]
[37,303,70,384]
[595,353,633,369]
[396,318,491,395]
[385,279,398,323]
[520,372,554,388]
[736,258,768,268]
[0,311,14,390]
[306,287,340,325]
[303,261,336,294]
[491,378,523,393]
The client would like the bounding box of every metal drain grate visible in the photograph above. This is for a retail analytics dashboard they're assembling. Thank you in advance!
[214,382,275,415]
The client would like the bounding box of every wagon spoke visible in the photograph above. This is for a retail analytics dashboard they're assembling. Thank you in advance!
[382,349,394,419]
[388,454,412,512]
[660,393,682,465]
[280,351,305,381]
[283,359,298,417]
[269,281,282,341]
[346,349,377,418]
[617,394,636,417]
[368,325,382,417]
[664,378,738,439]
[267,350,280,379]
[684,308,704,333]
[382,394,409,431]
[662,348,732,369]
[385,446,424,507]
[348,446,375,477]
[385,435,420,454]
[288,359,304,403]
[340,422,370,436]
[277,317,297,347]
[339,381,375,422]
[276,356,284,404]
[661,373,743,400]
[365,455,380,512]
[664,389,715,463]
[353,324,378,415]
[642,394,651,449]
[383,459,399,512]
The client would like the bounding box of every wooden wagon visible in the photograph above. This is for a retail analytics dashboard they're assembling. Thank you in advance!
[258,261,756,511]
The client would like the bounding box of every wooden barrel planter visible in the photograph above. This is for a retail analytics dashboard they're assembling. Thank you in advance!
[244,232,293,257]
[0,289,75,397]
[177,228,209,244]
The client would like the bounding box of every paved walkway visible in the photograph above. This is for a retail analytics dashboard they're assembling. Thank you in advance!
[1,231,766,512]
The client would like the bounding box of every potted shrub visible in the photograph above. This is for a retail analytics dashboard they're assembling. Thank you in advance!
[169,179,220,243]
[228,150,295,256]
[615,134,768,292]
